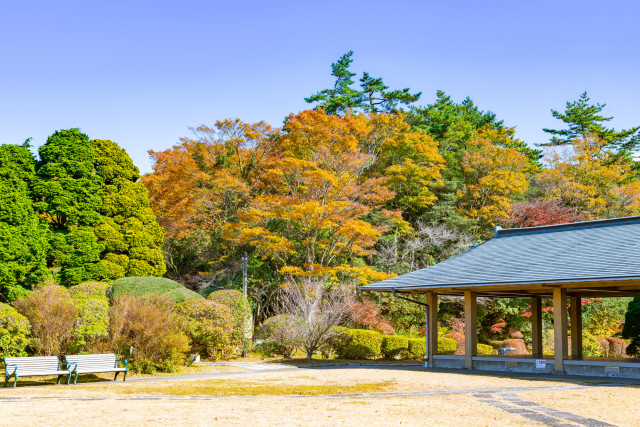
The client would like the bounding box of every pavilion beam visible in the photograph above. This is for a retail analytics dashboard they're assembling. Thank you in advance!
[553,287,568,372]
[570,296,582,359]
[425,292,438,367]
[464,291,477,369]
[531,297,543,356]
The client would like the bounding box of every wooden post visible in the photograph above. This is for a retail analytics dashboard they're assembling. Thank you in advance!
[553,287,568,372]
[464,291,477,369]
[570,296,582,359]
[531,296,543,356]
[425,292,438,367]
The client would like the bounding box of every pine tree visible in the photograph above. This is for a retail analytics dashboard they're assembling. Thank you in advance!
[542,91,640,152]
[0,142,49,300]
[622,297,640,356]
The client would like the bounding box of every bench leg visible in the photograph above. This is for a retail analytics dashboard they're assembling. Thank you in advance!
[56,375,62,385]
[114,372,119,381]
[3,375,7,388]
[123,370,127,382]
[13,374,18,388]
[73,372,78,385]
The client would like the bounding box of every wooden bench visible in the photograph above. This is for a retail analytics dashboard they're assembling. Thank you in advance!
[3,356,71,388]
[64,353,128,384]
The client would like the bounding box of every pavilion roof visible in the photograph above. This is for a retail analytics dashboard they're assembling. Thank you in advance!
[362,215,640,297]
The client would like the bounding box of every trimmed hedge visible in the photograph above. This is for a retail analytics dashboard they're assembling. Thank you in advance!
[110,276,202,303]
[207,289,253,349]
[337,329,382,360]
[477,343,494,355]
[381,335,408,359]
[406,338,426,360]
[0,302,31,358]
[438,337,457,355]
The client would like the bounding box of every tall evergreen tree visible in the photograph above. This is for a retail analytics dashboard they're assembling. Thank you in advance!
[0,142,48,300]
[622,297,640,356]
[92,139,166,278]
[33,129,106,285]
[542,91,640,152]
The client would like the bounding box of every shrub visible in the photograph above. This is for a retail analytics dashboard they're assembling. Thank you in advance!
[0,302,31,358]
[110,276,202,303]
[437,337,457,355]
[381,335,408,359]
[604,337,627,357]
[254,314,303,358]
[69,282,110,353]
[13,284,78,355]
[350,299,395,335]
[503,338,527,355]
[477,343,494,355]
[107,295,189,373]
[337,329,382,360]
[176,299,234,360]
[319,326,349,359]
[581,331,603,357]
[406,338,426,360]
[207,289,252,350]
[443,332,465,355]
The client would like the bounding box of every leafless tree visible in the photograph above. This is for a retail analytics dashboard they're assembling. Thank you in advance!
[276,278,355,360]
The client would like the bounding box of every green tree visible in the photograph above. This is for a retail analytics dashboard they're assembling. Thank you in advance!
[305,51,421,115]
[542,91,640,152]
[622,297,640,356]
[33,129,105,285]
[0,142,49,300]
[92,139,166,278]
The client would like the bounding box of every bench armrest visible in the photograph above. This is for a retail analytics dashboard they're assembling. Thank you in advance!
[64,362,78,373]
[116,359,128,368]
[5,364,17,375]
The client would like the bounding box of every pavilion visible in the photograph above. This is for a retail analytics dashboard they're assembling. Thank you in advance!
[362,215,640,377]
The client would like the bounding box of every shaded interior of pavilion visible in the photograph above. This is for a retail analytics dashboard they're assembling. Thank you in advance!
[392,280,640,376]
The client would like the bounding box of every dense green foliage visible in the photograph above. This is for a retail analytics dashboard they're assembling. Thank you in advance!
[476,343,494,355]
[623,297,640,355]
[381,335,408,359]
[0,143,49,300]
[0,302,31,357]
[336,329,382,360]
[176,299,234,359]
[110,276,202,303]
[93,139,166,279]
[207,289,252,349]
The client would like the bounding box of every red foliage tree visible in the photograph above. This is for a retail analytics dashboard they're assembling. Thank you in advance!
[502,198,587,228]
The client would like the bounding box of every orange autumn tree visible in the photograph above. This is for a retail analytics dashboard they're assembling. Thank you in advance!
[142,119,278,280]
[223,110,443,285]
[457,128,531,228]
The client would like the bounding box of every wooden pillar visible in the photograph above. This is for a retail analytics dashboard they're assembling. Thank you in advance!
[553,287,568,372]
[425,292,438,367]
[531,296,543,356]
[464,291,477,369]
[570,296,582,359]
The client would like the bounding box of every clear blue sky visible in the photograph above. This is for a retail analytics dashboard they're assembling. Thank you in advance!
[1,0,638,173]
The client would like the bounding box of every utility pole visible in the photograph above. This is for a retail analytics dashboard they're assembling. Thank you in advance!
[241,252,248,358]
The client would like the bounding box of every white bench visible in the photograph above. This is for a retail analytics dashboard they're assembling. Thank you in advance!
[3,356,71,388]
[64,353,128,384]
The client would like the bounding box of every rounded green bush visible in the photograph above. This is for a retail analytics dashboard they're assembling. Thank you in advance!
[437,337,457,355]
[0,302,31,358]
[70,282,110,352]
[207,289,252,349]
[176,299,234,360]
[381,335,408,359]
[406,338,426,360]
[254,314,303,358]
[477,343,494,355]
[336,329,382,360]
[110,276,203,303]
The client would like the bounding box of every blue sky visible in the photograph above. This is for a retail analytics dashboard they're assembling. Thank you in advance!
[1,0,638,173]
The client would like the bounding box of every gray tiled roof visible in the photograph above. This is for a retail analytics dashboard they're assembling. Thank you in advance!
[362,216,640,292]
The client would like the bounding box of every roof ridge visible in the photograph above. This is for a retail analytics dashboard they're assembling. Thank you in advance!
[496,215,640,238]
